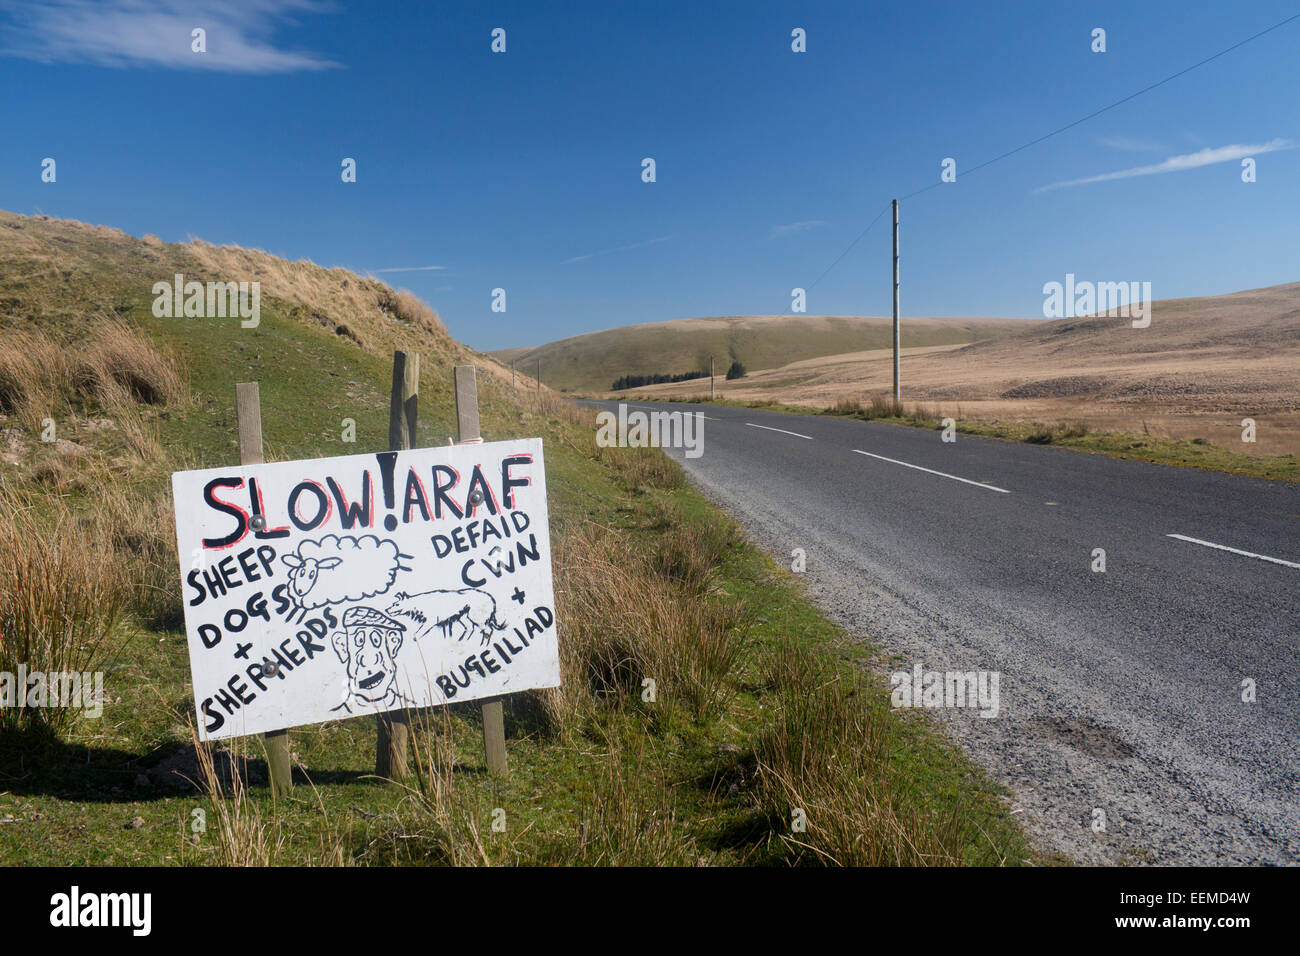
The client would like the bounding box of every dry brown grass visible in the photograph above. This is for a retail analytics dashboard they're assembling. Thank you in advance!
[0,328,66,432]
[628,283,1300,455]
[0,487,126,734]
[546,512,746,730]
[192,735,286,866]
[392,288,446,336]
[73,318,186,407]
[91,484,183,630]
[393,709,496,865]
[183,240,463,363]
[0,319,185,458]
[187,732,348,866]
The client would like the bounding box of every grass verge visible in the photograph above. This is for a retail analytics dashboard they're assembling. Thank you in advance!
[645,393,1299,482]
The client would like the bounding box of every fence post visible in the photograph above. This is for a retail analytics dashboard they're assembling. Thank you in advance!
[454,365,509,775]
[235,382,293,798]
[375,351,419,781]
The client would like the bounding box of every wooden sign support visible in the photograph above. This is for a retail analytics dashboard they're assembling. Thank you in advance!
[454,365,509,776]
[235,381,293,798]
[375,351,419,781]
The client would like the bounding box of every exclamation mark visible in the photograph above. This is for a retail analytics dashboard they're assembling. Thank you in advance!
[377,452,398,531]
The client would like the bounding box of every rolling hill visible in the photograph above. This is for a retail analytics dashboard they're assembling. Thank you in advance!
[629,283,1300,455]
[491,314,1035,393]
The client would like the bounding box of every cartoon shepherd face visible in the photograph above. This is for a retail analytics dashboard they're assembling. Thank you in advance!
[332,606,406,708]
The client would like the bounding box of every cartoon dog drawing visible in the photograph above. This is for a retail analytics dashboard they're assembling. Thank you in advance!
[330,606,413,715]
[385,588,508,647]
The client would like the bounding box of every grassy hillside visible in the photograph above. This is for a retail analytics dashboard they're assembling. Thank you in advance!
[492,314,1033,393]
[0,210,1033,866]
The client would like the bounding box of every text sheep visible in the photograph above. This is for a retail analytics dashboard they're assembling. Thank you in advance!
[280,535,411,612]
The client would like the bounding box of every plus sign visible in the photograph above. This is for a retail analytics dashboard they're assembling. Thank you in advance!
[233,642,253,660]
[511,587,525,605]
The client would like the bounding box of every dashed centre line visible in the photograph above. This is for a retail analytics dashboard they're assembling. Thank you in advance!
[852,449,1011,493]
[1166,534,1300,570]
[745,422,814,440]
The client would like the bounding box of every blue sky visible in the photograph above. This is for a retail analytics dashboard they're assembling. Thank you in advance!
[2,0,1297,351]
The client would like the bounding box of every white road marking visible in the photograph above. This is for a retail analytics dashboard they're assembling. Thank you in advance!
[1165,534,1300,570]
[852,449,1010,493]
[746,422,814,440]
[627,403,719,419]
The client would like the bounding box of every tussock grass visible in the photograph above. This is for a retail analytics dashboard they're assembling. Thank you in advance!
[0,318,185,457]
[0,487,125,735]
[189,731,348,866]
[0,327,65,432]
[92,485,184,630]
[1024,421,1089,444]
[596,444,686,492]
[542,727,696,866]
[192,735,286,866]
[830,392,940,427]
[754,641,964,866]
[73,318,186,407]
[391,710,496,866]
[391,288,447,337]
[546,514,746,730]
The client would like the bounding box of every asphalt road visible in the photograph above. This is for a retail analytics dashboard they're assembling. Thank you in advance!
[584,399,1299,864]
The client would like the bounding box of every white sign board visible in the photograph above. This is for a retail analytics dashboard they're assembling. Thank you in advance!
[172,439,558,741]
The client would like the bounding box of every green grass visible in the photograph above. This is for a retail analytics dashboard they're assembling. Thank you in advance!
[0,437,1034,865]
[0,211,1034,866]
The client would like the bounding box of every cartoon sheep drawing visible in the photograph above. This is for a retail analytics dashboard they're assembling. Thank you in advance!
[385,588,508,647]
[280,535,411,614]
[282,552,342,603]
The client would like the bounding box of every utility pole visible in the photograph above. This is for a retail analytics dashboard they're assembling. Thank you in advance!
[892,199,900,404]
[536,359,541,393]
[710,356,715,399]
[511,360,516,388]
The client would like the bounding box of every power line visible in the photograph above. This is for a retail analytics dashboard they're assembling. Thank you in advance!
[810,10,1300,288]
[807,203,891,290]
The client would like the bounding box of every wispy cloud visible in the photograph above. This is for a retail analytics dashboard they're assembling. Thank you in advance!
[1098,135,1165,152]
[769,220,826,240]
[1036,139,1294,193]
[369,265,447,273]
[562,235,673,265]
[0,0,340,73]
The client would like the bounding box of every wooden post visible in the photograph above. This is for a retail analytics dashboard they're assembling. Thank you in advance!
[375,351,419,781]
[892,199,901,403]
[236,382,292,798]
[455,365,508,776]
[710,356,715,399]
